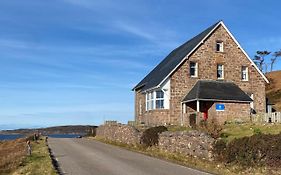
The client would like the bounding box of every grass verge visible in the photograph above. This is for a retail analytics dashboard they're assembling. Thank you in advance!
[12,138,57,175]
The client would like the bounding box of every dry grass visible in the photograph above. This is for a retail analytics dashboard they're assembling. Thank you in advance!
[0,139,26,174]
[266,70,281,110]
[12,138,57,175]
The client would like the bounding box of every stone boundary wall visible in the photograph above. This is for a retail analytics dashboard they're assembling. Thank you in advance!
[159,130,215,161]
[96,123,141,145]
[96,123,216,161]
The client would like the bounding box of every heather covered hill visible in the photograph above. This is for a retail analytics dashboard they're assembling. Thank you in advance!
[266,70,281,111]
[0,125,97,135]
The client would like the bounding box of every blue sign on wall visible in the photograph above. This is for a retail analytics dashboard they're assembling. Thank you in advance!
[216,104,225,111]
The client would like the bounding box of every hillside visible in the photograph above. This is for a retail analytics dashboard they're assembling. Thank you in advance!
[266,70,281,111]
[0,125,97,135]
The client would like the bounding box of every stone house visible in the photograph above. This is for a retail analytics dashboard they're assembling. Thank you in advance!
[132,21,269,126]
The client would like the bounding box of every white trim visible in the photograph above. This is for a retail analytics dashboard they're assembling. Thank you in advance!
[182,98,252,103]
[156,21,269,88]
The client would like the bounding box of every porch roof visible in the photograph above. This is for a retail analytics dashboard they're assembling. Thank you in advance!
[182,80,253,103]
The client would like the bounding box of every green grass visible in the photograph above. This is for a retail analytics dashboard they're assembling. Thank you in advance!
[221,123,281,142]
[12,138,57,175]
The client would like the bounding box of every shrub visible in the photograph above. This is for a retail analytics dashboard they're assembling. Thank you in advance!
[197,118,222,139]
[253,128,262,135]
[213,133,281,167]
[140,126,167,147]
[213,139,227,161]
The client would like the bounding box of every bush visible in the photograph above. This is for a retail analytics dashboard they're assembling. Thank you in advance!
[140,126,167,147]
[213,139,227,161]
[213,133,281,167]
[253,128,262,135]
[197,118,222,139]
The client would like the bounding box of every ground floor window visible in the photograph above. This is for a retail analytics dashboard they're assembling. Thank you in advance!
[156,91,164,109]
[146,90,165,110]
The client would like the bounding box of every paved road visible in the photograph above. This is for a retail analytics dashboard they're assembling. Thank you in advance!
[48,138,211,175]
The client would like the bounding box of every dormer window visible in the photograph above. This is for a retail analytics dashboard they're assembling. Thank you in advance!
[216,41,224,52]
[190,62,198,77]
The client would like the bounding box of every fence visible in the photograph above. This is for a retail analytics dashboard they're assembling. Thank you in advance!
[253,112,281,123]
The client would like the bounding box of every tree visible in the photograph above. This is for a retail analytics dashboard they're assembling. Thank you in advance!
[254,50,271,73]
[270,50,281,72]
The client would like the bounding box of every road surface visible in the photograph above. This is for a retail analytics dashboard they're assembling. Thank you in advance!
[48,138,211,175]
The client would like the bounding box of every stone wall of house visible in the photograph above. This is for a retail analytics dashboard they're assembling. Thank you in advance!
[135,24,267,126]
[135,90,170,126]
[208,102,251,124]
[169,24,266,125]
[96,122,141,145]
[159,130,215,161]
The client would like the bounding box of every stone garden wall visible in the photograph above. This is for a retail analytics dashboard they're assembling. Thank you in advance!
[96,122,141,145]
[159,130,215,160]
[96,122,216,161]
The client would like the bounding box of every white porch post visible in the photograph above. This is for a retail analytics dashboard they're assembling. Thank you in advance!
[196,100,200,112]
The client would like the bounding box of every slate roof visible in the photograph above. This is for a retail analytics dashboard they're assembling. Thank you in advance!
[133,21,221,91]
[182,80,253,102]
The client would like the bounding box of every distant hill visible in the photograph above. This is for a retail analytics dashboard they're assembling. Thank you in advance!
[0,125,97,135]
[266,70,281,111]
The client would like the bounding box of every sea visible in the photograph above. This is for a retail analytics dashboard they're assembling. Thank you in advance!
[0,134,82,141]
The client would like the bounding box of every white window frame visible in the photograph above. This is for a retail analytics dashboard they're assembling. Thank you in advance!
[241,66,248,81]
[190,62,198,77]
[155,90,164,109]
[216,41,224,52]
[145,90,167,111]
[217,64,224,79]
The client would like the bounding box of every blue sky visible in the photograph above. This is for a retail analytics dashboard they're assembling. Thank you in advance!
[0,0,280,129]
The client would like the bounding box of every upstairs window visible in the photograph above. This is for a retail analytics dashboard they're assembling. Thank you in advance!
[216,41,224,52]
[241,66,248,81]
[190,62,198,77]
[155,91,164,109]
[217,64,224,79]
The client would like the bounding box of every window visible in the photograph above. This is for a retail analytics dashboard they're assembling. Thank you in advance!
[155,91,164,109]
[241,66,248,81]
[217,64,224,79]
[190,62,198,77]
[216,41,223,52]
[146,90,166,110]
[146,92,154,110]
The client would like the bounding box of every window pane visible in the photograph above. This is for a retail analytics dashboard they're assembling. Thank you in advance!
[156,100,164,109]
[216,42,223,52]
[190,62,197,76]
[216,43,220,51]
[217,64,223,78]
[156,91,164,98]
[241,66,247,80]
